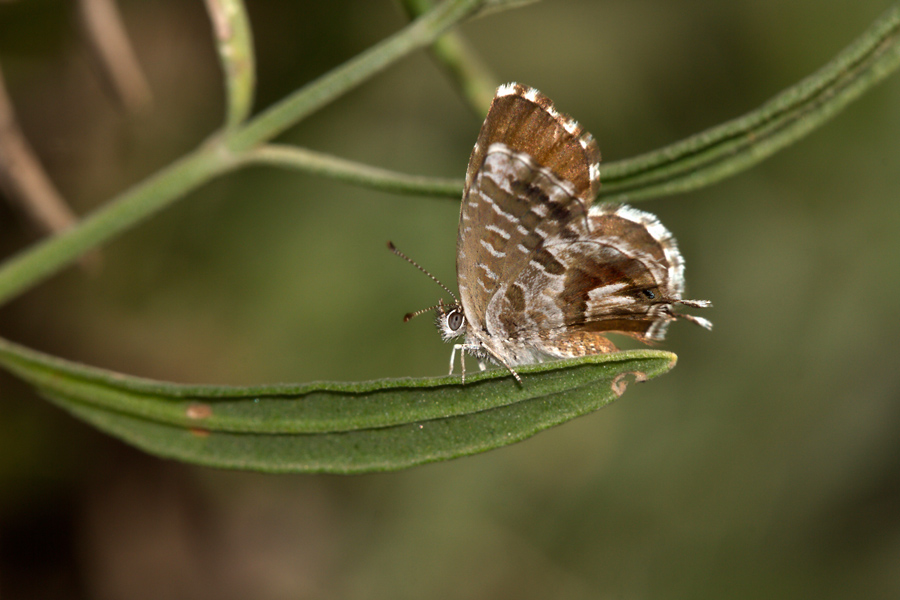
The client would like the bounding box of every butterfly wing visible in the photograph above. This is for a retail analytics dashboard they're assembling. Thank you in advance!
[456,84,601,360]
[491,202,695,362]
[453,83,709,369]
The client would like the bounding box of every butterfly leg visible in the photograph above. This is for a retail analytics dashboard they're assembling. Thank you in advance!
[496,356,522,384]
[451,343,522,384]
[450,343,488,383]
[450,343,467,383]
[479,347,522,384]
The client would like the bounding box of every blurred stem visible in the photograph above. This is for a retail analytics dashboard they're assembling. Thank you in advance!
[244,145,462,197]
[245,0,900,203]
[598,3,900,202]
[202,0,255,129]
[78,0,153,113]
[399,0,496,116]
[0,65,80,235]
[0,146,233,306]
[0,0,482,307]
[228,0,483,150]
[0,1,898,307]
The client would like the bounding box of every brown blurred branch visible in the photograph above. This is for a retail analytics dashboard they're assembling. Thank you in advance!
[0,66,80,234]
[78,0,152,113]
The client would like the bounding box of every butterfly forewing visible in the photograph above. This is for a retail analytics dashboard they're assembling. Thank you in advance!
[457,85,601,346]
[464,84,601,200]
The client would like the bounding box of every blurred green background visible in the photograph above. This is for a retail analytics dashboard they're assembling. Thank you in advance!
[1,0,899,598]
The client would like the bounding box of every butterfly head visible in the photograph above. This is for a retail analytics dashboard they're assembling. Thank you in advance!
[435,299,467,341]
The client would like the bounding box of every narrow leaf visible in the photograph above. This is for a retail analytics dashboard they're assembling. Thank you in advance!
[599,4,900,201]
[0,337,675,473]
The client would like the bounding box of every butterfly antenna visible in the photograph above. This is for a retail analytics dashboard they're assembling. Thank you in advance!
[401,304,438,322]
[387,241,459,302]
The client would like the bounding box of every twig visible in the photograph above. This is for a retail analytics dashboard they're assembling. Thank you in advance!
[0,65,80,235]
[399,0,496,116]
[78,0,152,113]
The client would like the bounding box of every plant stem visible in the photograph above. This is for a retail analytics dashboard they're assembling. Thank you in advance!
[0,145,232,305]
[228,0,482,151]
[242,144,463,197]
[203,0,256,130]
[0,0,482,307]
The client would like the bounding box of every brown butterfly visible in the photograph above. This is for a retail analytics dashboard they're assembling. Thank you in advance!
[393,83,711,382]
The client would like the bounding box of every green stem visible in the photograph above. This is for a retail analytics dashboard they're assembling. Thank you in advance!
[242,144,463,197]
[0,0,482,307]
[203,0,256,129]
[235,3,900,204]
[0,1,897,308]
[0,145,232,306]
[399,0,497,116]
[228,0,483,151]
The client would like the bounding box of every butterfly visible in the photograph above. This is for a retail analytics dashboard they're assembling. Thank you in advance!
[392,83,711,382]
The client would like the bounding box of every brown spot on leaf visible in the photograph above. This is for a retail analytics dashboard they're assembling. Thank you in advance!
[186,402,213,420]
[611,371,649,397]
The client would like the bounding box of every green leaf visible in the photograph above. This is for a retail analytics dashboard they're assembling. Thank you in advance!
[598,3,900,202]
[0,337,674,473]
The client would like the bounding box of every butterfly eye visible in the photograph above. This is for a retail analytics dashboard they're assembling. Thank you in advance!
[642,289,656,300]
[447,310,465,331]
